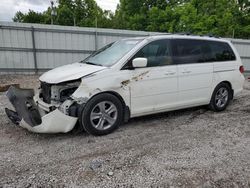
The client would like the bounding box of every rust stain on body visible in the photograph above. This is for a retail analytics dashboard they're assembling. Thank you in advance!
[131,71,150,81]
[121,80,131,86]
[121,71,150,87]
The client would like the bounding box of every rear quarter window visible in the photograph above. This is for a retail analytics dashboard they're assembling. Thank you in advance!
[207,41,236,62]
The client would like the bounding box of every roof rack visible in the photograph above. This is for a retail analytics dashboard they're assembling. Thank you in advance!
[175,32,220,38]
[148,32,220,39]
[148,33,172,36]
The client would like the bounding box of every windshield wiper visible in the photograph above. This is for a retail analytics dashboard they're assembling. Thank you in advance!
[85,62,103,67]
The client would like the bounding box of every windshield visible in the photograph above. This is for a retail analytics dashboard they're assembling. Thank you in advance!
[81,39,143,67]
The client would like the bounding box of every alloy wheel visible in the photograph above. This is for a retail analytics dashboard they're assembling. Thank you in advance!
[90,101,118,130]
[215,87,229,108]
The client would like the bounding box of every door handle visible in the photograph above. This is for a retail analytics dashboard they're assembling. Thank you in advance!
[182,70,191,74]
[165,71,176,75]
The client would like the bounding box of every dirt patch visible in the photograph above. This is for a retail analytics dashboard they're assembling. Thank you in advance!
[0,84,20,92]
[0,74,250,187]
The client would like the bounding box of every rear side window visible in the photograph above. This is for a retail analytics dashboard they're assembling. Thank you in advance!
[172,39,205,64]
[207,41,236,62]
[172,39,236,64]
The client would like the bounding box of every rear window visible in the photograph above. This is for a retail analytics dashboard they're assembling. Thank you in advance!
[172,39,236,64]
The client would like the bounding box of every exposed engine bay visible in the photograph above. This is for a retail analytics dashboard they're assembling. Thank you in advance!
[40,80,81,104]
[39,80,81,115]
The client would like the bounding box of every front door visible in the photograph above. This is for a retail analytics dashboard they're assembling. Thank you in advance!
[124,39,178,116]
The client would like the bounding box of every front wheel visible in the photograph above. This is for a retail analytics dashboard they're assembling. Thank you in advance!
[209,83,232,112]
[79,93,124,136]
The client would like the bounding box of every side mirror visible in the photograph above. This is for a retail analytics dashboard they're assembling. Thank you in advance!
[132,58,147,68]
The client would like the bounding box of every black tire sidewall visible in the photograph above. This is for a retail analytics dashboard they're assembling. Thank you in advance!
[79,93,124,136]
[210,83,231,112]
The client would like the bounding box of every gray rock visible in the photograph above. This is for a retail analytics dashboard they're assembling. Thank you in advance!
[89,159,102,171]
[107,171,114,176]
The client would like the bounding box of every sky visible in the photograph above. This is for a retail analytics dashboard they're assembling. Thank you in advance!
[0,0,119,22]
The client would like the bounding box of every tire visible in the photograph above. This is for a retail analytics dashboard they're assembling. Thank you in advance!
[209,83,232,112]
[79,93,124,136]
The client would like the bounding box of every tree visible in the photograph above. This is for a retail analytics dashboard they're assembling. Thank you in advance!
[13,11,25,22]
[114,0,250,38]
[236,0,250,11]
[12,0,250,39]
[13,10,47,23]
[56,4,75,26]
[13,0,111,28]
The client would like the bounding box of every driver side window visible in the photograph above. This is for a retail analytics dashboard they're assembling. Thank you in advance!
[133,39,172,67]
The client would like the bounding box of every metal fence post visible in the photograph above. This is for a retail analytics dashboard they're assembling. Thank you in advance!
[95,29,98,51]
[31,26,38,74]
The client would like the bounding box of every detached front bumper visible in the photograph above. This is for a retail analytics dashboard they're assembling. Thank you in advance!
[5,86,78,133]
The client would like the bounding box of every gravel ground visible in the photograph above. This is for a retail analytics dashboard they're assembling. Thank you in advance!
[0,75,250,187]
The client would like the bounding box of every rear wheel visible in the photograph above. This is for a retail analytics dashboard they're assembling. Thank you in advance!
[209,83,232,112]
[79,93,123,136]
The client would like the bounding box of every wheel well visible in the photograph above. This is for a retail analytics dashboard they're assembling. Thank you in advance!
[221,81,232,89]
[90,91,130,122]
[220,81,234,99]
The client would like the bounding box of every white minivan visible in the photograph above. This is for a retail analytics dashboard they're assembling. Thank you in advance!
[5,35,245,135]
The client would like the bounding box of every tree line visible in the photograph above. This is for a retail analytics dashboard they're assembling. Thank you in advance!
[13,0,250,39]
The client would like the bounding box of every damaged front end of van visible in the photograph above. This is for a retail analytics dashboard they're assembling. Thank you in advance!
[5,83,79,134]
[5,63,107,133]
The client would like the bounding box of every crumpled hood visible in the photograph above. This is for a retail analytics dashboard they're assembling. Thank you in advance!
[39,63,106,84]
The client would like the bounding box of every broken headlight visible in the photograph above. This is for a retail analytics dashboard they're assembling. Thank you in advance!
[59,87,78,102]
[49,80,81,103]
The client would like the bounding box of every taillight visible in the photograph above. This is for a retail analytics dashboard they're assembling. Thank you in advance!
[239,66,244,74]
